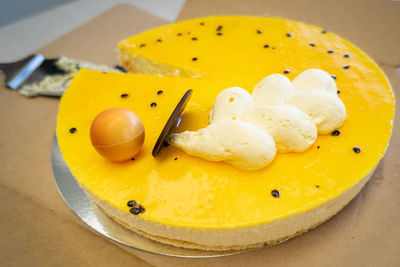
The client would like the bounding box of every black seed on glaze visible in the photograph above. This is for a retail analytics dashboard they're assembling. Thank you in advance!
[353,146,361,153]
[127,200,138,207]
[286,33,293,37]
[331,75,336,80]
[156,39,162,42]
[271,190,280,198]
[327,49,334,53]
[332,130,341,136]
[139,44,146,47]
[129,207,141,215]
[69,128,77,134]
[316,185,320,188]
[200,22,205,26]
[191,37,198,41]
[263,44,270,48]
[283,69,290,74]
[321,30,327,34]
[174,157,178,160]
[257,30,262,34]
[138,205,145,213]
[157,90,163,95]
[177,33,182,36]
[114,65,127,73]
[216,25,223,31]
[217,32,223,36]
[150,102,157,107]
[309,42,316,47]
[337,89,341,94]
[192,57,198,61]
[343,65,350,69]
[344,53,351,58]
[131,157,135,161]
[121,93,129,98]
[317,146,320,149]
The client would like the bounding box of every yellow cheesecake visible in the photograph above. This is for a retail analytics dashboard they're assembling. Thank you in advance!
[57,16,394,250]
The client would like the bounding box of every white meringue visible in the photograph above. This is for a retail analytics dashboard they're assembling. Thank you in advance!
[209,87,254,123]
[167,120,277,171]
[245,105,317,152]
[292,68,337,95]
[252,74,294,105]
[169,68,346,171]
[285,90,346,134]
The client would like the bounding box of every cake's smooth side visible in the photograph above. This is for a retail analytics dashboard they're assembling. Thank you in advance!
[81,168,373,251]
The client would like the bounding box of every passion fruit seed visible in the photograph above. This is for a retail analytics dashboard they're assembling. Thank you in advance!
[129,207,141,215]
[271,190,280,198]
[127,200,138,207]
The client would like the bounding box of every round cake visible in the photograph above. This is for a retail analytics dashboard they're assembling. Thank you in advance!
[56,16,394,251]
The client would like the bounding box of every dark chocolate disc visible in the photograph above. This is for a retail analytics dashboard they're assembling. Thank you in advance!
[152,89,193,157]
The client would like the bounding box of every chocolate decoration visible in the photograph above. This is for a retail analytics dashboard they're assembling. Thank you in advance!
[152,89,193,157]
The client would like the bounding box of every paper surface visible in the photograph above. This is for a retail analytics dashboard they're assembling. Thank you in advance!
[1,2,399,266]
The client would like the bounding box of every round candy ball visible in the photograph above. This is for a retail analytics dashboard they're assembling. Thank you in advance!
[90,107,145,162]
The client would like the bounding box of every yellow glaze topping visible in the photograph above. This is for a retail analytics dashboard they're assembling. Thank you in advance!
[58,16,394,229]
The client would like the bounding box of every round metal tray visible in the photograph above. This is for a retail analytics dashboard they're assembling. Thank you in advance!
[51,135,259,258]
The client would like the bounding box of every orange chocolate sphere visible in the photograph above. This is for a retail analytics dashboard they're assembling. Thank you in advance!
[90,107,145,162]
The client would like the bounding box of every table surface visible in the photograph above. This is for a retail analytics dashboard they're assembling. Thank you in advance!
[0,1,399,266]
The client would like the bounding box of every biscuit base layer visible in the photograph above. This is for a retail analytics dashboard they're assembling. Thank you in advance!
[80,168,374,251]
